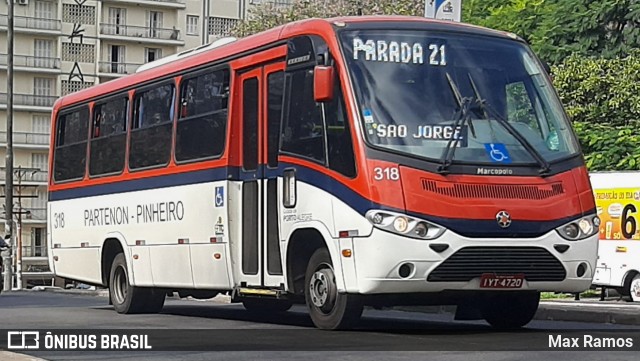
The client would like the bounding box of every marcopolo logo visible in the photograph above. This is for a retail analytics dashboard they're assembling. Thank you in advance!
[476,167,514,175]
[7,331,40,349]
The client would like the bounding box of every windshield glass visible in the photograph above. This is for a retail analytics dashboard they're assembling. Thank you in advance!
[340,30,580,165]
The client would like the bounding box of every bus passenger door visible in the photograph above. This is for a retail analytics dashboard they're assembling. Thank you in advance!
[236,63,286,289]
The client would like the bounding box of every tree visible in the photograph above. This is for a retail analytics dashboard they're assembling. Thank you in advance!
[232,0,423,37]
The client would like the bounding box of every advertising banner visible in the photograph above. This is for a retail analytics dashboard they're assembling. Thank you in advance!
[594,188,640,240]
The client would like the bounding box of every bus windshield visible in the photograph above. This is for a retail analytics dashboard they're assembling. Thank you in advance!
[340,30,580,167]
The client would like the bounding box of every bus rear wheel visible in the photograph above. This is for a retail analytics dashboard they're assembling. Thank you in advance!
[109,253,165,314]
[304,248,363,330]
[480,292,540,329]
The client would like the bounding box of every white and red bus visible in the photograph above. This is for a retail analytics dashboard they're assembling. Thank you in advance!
[48,16,599,330]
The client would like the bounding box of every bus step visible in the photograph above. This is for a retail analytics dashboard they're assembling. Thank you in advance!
[236,287,283,298]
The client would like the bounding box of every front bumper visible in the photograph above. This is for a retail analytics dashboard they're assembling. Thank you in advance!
[346,228,598,294]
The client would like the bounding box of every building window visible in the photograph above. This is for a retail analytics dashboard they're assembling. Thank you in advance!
[62,4,96,25]
[61,80,93,96]
[145,48,162,63]
[208,17,238,37]
[62,43,95,63]
[32,116,50,145]
[186,15,199,35]
[34,0,55,19]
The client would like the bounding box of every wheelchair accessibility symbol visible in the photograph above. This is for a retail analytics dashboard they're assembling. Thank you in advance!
[215,186,224,207]
[484,143,511,164]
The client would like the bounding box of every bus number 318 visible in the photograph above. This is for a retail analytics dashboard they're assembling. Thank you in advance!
[54,212,65,229]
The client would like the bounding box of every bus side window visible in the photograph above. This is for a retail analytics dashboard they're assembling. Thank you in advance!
[267,70,284,168]
[175,68,229,162]
[326,80,356,178]
[281,68,326,164]
[129,83,175,170]
[89,97,128,176]
[53,106,89,182]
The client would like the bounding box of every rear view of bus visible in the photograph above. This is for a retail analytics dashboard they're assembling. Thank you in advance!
[329,20,598,328]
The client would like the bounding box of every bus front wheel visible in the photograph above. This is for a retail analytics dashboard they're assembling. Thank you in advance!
[304,248,363,330]
[109,253,165,314]
[628,274,640,302]
[480,292,540,329]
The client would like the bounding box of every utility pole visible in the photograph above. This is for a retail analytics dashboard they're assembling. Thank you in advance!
[2,167,39,290]
[3,0,15,292]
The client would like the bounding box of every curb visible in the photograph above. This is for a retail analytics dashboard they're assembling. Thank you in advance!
[535,301,640,325]
[0,351,47,361]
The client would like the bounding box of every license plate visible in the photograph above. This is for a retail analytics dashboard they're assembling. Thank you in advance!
[479,274,524,289]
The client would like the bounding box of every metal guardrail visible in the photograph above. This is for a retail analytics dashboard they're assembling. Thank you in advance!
[98,61,141,75]
[0,93,57,107]
[0,168,48,182]
[0,131,50,146]
[22,245,47,258]
[0,54,61,69]
[0,15,61,31]
[99,23,181,41]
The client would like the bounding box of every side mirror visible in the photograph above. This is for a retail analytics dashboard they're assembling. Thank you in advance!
[313,65,334,102]
[542,61,551,75]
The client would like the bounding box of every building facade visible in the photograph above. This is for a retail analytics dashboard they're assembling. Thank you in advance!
[0,0,287,288]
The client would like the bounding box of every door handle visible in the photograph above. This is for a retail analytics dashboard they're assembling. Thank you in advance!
[283,169,296,208]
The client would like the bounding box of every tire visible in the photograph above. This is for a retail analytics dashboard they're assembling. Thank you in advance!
[109,253,164,314]
[304,248,363,330]
[627,274,640,302]
[242,298,293,313]
[480,292,540,329]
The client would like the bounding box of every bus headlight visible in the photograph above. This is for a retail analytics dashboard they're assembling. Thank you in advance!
[366,210,445,240]
[556,214,599,241]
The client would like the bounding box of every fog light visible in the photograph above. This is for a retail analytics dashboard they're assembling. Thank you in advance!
[393,217,409,233]
[398,263,413,278]
[577,263,587,277]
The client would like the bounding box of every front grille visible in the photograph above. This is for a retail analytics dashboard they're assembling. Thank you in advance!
[427,247,566,282]
[420,179,564,200]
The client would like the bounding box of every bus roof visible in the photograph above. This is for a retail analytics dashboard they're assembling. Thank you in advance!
[53,16,519,110]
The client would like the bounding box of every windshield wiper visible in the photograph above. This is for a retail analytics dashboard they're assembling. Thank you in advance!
[467,74,551,176]
[438,73,476,175]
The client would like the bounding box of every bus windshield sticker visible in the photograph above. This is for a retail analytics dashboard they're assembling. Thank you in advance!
[484,143,512,163]
[363,109,374,123]
[353,38,446,66]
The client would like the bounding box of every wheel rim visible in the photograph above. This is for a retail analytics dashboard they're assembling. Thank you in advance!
[309,263,337,314]
[631,277,640,302]
[113,265,128,305]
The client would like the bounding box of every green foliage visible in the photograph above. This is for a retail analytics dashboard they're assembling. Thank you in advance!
[572,122,640,171]
[463,0,640,64]
[552,53,640,171]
